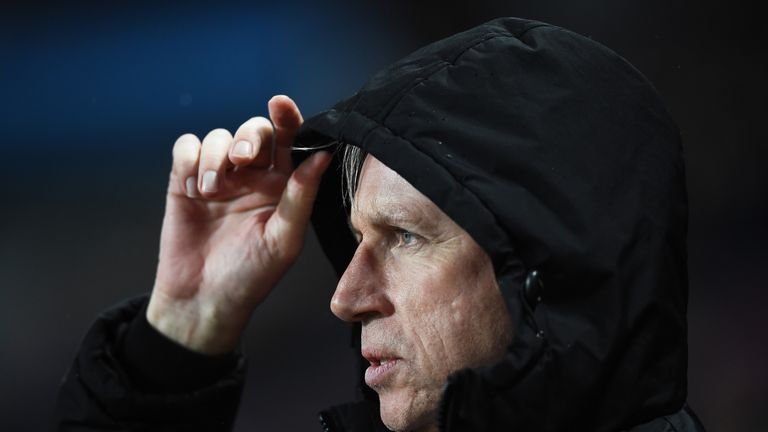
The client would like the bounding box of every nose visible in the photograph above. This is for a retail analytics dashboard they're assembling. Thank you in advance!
[330,244,394,322]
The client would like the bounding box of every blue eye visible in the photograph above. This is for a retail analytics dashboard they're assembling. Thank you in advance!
[400,230,416,246]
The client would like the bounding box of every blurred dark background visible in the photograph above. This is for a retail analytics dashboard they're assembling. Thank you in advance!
[1,1,765,430]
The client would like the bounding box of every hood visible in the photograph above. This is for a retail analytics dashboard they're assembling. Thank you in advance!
[294,17,688,431]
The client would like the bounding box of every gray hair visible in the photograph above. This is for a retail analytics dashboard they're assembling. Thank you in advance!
[292,140,367,208]
[341,143,367,208]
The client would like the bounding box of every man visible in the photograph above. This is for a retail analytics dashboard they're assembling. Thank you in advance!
[57,18,705,431]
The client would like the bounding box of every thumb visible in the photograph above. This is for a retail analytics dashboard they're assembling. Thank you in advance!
[266,151,333,260]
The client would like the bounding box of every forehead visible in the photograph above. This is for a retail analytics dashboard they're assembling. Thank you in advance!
[350,155,443,229]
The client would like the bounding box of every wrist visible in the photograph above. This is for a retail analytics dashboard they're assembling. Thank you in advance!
[146,291,244,355]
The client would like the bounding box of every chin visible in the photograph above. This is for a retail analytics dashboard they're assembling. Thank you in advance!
[378,387,438,432]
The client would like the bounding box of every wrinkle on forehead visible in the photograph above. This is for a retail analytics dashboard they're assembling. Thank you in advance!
[349,156,444,233]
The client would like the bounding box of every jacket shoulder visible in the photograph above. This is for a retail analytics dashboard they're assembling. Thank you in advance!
[628,405,707,432]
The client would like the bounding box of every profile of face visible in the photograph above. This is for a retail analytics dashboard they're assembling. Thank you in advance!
[330,155,514,431]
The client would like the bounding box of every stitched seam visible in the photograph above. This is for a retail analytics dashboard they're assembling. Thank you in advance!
[378,32,498,124]
[379,26,549,252]
[661,415,679,432]
[336,93,366,145]
[380,24,548,124]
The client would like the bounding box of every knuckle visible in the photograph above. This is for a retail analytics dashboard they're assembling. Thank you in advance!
[200,130,233,167]
[173,133,199,150]
[176,132,199,143]
[242,117,273,136]
[270,234,299,263]
[200,153,228,169]
[210,127,232,136]
[245,116,271,127]
[172,134,201,164]
[203,128,233,145]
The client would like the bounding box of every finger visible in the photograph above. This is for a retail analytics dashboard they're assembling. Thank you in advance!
[171,133,202,198]
[266,151,332,260]
[268,95,304,174]
[230,116,274,168]
[198,128,234,197]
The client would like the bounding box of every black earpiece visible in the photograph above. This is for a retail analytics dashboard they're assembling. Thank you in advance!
[524,270,544,309]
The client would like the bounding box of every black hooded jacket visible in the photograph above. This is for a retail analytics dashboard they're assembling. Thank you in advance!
[57,17,705,432]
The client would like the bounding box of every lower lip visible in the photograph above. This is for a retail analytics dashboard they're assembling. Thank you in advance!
[364,359,400,387]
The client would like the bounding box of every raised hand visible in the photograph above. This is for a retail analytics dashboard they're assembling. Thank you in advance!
[146,95,331,354]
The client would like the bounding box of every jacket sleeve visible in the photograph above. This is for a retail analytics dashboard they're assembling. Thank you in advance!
[55,295,247,432]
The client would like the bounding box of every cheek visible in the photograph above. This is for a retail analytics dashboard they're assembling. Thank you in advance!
[386,239,511,372]
[391,263,480,372]
[408,256,509,370]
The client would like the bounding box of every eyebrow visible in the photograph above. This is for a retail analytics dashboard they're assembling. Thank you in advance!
[348,203,438,234]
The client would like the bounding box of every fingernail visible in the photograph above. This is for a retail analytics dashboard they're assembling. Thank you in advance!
[185,176,197,198]
[202,170,218,193]
[233,140,252,157]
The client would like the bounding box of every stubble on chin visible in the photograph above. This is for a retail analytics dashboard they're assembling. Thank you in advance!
[378,382,442,432]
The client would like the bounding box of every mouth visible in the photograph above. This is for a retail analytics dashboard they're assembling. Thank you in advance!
[362,349,402,388]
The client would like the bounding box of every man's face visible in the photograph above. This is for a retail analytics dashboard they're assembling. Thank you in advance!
[330,155,513,431]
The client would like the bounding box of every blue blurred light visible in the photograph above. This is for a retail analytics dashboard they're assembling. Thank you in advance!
[1,3,402,155]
